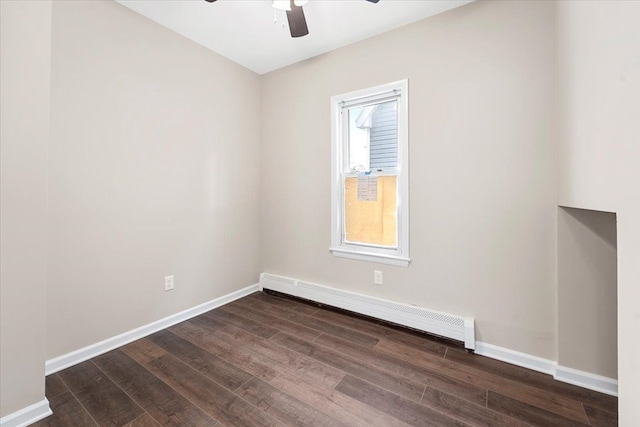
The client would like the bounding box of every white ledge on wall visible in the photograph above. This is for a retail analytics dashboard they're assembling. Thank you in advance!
[329,247,411,267]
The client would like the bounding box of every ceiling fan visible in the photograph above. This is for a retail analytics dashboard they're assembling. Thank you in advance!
[204,0,380,38]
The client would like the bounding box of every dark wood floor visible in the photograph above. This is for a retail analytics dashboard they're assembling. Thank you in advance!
[34,291,618,427]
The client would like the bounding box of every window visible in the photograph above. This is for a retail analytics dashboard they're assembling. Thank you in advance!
[330,80,409,267]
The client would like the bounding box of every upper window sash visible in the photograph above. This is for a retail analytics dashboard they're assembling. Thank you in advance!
[339,98,400,174]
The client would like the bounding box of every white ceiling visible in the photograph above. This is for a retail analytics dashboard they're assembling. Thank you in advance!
[116,0,473,75]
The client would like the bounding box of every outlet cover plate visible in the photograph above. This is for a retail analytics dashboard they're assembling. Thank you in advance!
[374,270,383,285]
[164,275,174,291]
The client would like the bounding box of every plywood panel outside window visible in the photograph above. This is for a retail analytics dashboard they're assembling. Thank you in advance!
[344,176,397,247]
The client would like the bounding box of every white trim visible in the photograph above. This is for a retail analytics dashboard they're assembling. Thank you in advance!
[475,341,557,375]
[337,88,399,108]
[260,272,474,349]
[329,247,410,267]
[0,399,51,427]
[475,341,618,396]
[45,283,259,375]
[555,365,618,397]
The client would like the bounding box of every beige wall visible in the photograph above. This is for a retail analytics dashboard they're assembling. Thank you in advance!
[46,1,262,359]
[261,0,558,358]
[558,207,617,379]
[0,0,52,417]
[557,1,640,421]
[4,0,637,420]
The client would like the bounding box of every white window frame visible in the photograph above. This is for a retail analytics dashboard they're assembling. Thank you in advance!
[330,79,410,267]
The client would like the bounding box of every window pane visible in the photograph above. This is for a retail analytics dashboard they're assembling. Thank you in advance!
[344,175,397,247]
[347,100,398,173]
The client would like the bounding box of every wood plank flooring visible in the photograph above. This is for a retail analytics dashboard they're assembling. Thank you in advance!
[34,291,618,427]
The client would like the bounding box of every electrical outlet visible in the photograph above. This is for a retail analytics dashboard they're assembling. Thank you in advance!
[374,270,383,285]
[164,275,174,291]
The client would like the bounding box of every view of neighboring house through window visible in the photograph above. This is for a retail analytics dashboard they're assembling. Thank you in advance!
[330,80,409,267]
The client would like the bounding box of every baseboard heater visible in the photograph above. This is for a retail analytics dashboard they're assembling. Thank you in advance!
[259,273,475,350]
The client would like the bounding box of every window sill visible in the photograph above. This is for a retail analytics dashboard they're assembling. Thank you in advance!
[329,247,411,267]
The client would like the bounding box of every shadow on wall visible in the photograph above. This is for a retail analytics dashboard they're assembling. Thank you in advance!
[562,207,617,248]
[558,206,618,379]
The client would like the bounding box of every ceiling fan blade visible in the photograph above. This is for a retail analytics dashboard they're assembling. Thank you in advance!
[286,1,309,38]
[365,0,380,3]
[204,0,217,2]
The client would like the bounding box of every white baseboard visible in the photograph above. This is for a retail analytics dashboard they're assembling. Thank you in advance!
[45,283,259,375]
[475,341,618,396]
[0,399,51,427]
[555,365,618,396]
[475,341,557,376]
